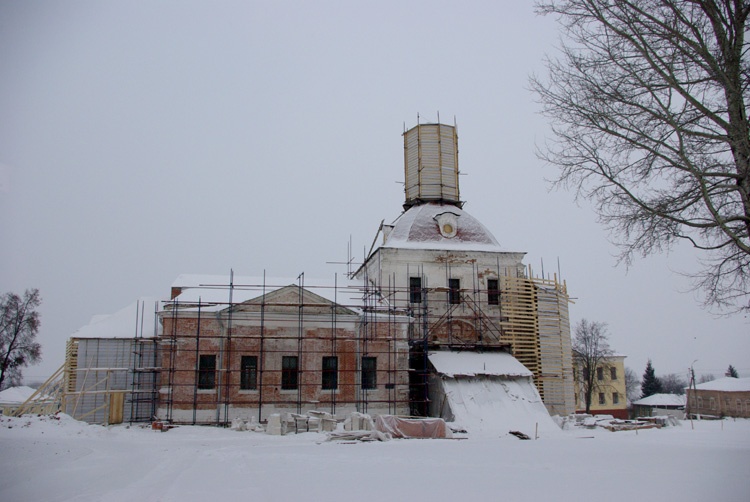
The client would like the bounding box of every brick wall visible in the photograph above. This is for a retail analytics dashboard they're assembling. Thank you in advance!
[687,389,750,418]
[158,309,411,424]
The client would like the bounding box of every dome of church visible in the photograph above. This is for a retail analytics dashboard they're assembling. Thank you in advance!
[383,203,502,252]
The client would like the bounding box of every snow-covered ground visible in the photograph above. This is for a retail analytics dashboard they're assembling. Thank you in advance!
[1,414,748,502]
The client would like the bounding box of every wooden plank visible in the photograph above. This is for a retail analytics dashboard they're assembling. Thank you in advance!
[109,393,125,425]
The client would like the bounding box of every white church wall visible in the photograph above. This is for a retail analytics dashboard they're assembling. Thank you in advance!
[361,247,526,313]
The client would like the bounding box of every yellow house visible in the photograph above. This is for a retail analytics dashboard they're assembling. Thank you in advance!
[573,354,628,419]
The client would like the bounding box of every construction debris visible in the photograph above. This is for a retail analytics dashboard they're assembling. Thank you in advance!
[509,430,531,440]
[574,414,681,432]
[326,430,392,442]
[374,415,452,439]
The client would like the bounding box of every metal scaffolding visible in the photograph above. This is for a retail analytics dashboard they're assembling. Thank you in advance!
[42,263,572,427]
[159,274,412,426]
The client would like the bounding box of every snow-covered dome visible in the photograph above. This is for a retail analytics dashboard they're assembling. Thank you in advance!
[382,203,502,252]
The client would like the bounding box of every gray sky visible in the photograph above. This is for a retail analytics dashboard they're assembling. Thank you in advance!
[2,1,747,384]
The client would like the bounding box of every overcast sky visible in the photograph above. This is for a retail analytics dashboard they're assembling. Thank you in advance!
[1,1,747,384]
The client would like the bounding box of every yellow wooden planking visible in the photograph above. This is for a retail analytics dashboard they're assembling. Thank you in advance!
[108,392,125,425]
[404,123,459,204]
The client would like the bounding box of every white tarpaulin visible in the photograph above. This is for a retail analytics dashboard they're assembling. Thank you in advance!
[374,415,451,439]
[428,351,560,437]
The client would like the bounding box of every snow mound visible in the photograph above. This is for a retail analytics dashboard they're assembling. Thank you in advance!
[0,412,109,437]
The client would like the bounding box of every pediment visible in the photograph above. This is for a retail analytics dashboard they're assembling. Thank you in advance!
[231,285,356,315]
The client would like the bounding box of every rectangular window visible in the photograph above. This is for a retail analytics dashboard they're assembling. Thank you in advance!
[361,356,377,390]
[610,367,617,380]
[697,397,703,409]
[598,392,606,405]
[198,354,216,390]
[487,278,500,305]
[322,356,338,390]
[281,356,299,390]
[597,367,604,381]
[613,392,619,404]
[240,356,258,390]
[709,397,716,410]
[409,277,422,304]
[448,278,460,305]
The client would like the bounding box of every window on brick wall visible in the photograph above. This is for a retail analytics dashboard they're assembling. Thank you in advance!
[240,356,258,390]
[487,279,500,305]
[610,367,617,380]
[409,277,422,304]
[361,356,377,390]
[322,356,338,390]
[597,367,604,381]
[449,278,461,305]
[198,354,216,390]
[613,392,619,404]
[282,356,299,390]
[599,392,606,405]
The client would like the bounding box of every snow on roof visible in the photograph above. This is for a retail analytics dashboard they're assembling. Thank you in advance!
[170,274,366,312]
[694,377,750,392]
[633,393,686,407]
[381,203,509,253]
[428,351,533,378]
[0,386,40,404]
[71,297,162,339]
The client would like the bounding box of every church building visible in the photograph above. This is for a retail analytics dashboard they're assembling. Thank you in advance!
[356,122,575,418]
[57,121,576,427]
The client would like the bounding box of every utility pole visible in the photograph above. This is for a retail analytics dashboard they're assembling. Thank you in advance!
[687,360,697,430]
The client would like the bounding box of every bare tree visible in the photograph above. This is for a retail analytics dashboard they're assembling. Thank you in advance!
[625,367,641,402]
[531,1,750,313]
[0,289,42,390]
[660,372,689,394]
[572,319,613,413]
[698,373,717,383]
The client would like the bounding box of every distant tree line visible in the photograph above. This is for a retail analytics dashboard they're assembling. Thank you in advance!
[634,361,738,399]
